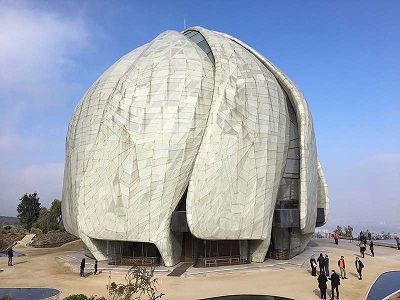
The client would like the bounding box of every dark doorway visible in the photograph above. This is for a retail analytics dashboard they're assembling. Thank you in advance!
[181,232,196,262]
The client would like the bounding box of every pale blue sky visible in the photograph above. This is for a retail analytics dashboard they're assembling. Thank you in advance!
[0,0,399,233]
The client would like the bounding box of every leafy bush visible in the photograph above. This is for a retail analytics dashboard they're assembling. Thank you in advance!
[333,226,343,236]
[64,294,88,300]
[30,227,43,235]
[0,295,14,300]
[63,295,107,300]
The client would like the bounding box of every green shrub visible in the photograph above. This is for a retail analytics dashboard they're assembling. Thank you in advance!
[63,294,88,300]
[29,227,43,235]
[63,295,108,300]
[0,295,14,300]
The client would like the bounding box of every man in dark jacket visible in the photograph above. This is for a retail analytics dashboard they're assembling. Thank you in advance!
[7,247,13,266]
[355,257,364,280]
[317,253,325,274]
[317,272,328,300]
[369,240,375,257]
[310,255,317,276]
[329,270,340,299]
[80,258,86,277]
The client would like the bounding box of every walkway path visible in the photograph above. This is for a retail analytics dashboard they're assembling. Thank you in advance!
[167,262,193,277]
[19,234,36,246]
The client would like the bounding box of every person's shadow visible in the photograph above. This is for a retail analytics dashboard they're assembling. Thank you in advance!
[10,261,27,266]
[307,269,318,277]
[348,271,359,279]
[313,289,322,298]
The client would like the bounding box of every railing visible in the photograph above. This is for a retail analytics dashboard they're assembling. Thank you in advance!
[196,255,244,267]
[266,249,290,260]
[120,256,159,266]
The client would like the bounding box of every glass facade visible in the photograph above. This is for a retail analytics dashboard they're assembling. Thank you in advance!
[183,30,215,64]
[276,94,300,209]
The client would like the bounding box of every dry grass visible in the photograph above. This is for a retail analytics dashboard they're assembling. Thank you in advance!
[30,230,78,248]
[0,232,26,251]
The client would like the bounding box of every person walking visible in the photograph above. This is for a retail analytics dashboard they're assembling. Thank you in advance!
[317,253,325,275]
[94,260,98,275]
[338,256,347,279]
[329,270,340,299]
[369,240,374,257]
[355,257,364,280]
[359,241,366,258]
[334,232,339,245]
[395,236,400,250]
[7,246,13,266]
[317,272,328,300]
[310,255,317,276]
[325,254,330,277]
[80,258,86,277]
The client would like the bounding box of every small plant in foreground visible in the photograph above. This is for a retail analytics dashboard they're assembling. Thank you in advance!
[108,264,164,300]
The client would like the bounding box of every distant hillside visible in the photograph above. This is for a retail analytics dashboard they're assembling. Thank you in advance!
[0,216,20,225]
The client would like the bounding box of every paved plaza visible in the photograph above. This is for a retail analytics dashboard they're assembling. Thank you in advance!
[1,236,399,299]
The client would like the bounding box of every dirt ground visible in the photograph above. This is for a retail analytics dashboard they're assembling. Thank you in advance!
[1,238,399,300]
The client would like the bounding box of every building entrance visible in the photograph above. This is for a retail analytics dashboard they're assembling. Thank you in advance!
[107,241,160,266]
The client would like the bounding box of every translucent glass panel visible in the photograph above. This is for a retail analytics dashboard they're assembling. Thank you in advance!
[276,94,300,208]
[183,30,215,65]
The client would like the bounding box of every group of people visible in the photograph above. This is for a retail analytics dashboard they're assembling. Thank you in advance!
[311,254,365,299]
[358,240,374,258]
[310,253,336,300]
[358,231,376,258]
[310,253,330,277]
[79,258,98,278]
[8,243,97,278]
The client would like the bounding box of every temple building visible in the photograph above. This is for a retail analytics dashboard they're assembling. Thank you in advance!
[61,26,329,267]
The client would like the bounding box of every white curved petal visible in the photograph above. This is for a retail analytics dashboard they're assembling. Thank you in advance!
[214,29,319,234]
[62,31,214,265]
[317,160,329,223]
[186,28,289,261]
[62,43,149,237]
